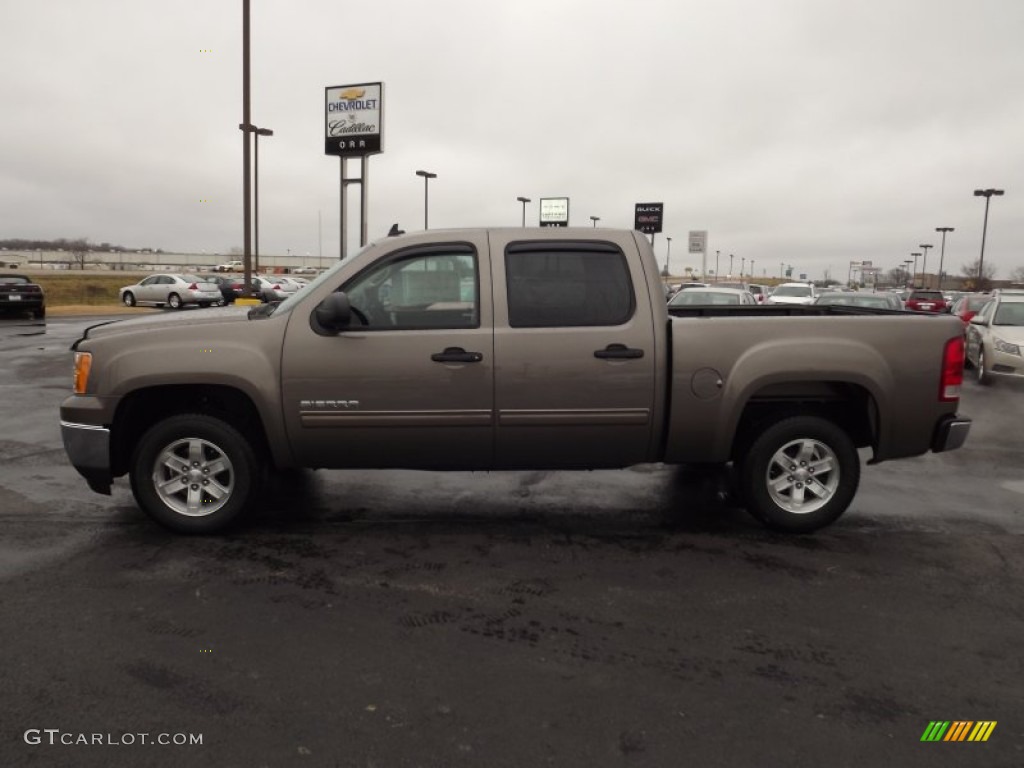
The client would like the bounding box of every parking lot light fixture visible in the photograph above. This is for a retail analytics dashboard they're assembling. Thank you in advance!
[918,244,933,288]
[935,227,954,291]
[516,196,531,227]
[416,170,437,229]
[973,188,1004,287]
[590,216,600,228]
[910,252,922,286]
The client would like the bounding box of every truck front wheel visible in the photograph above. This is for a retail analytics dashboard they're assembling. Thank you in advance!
[130,414,262,533]
[737,415,859,533]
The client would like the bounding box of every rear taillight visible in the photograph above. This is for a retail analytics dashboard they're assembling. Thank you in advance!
[940,336,964,402]
[188,283,198,290]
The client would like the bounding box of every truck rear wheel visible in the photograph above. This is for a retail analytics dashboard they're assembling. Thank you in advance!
[130,413,262,533]
[737,415,859,533]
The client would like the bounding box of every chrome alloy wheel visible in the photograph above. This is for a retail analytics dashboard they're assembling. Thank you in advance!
[765,438,840,515]
[152,437,234,517]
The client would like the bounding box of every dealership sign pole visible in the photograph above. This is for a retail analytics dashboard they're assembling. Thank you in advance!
[689,230,707,281]
[325,82,384,259]
[634,202,664,269]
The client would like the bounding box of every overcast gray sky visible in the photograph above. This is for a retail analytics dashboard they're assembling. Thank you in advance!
[1,0,1022,280]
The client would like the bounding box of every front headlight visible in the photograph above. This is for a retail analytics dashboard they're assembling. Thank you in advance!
[73,352,93,394]
[993,338,1021,356]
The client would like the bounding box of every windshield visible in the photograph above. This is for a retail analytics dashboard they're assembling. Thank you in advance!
[773,285,812,297]
[993,303,1024,326]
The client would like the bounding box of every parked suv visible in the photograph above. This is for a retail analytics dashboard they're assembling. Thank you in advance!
[905,290,947,313]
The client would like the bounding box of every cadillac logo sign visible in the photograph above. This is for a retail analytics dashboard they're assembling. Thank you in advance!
[325,82,384,157]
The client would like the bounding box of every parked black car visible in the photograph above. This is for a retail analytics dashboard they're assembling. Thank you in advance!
[197,273,245,305]
[0,273,45,319]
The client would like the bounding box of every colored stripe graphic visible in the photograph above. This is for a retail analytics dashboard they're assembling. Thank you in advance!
[968,722,997,742]
[944,721,972,741]
[921,720,996,742]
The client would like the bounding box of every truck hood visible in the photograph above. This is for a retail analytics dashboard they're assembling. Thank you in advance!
[73,306,254,348]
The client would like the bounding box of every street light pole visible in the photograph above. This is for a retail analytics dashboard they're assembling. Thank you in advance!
[973,188,1004,288]
[516,196,530,227]
[918,243,932,289]
[589,216,600,228]
[729,254,734,277]
[253,127,272,274]
[903,259,913,287]
[715,251,720,283]
[416,170,437,230]
[935,227,954,291]
[666,236,672,275]
[911,252,922,286]
[751,259,755,279]
[741,256,746,277]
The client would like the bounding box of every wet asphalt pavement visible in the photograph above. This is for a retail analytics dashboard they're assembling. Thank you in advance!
[1,315,1022,768]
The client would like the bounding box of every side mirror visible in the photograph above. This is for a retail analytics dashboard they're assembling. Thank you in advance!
[312,292,353,334]
[969,315,987,326]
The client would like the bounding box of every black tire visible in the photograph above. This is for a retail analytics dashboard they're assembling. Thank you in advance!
[199,302,209,308]
[123,291,136,307]
[737,415,860,533]
[976,348,992,386]
[34,307,46,319]
[168,293,182,309]
[130,413,262,534]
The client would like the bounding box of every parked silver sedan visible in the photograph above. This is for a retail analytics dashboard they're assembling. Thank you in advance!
[668,286,757,306]
[251,275,301,302]
[965,293,1024,384]
[120,274,224,309]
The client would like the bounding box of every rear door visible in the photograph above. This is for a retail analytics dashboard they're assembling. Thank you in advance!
[280,235,494,469]
[490,234,657,469]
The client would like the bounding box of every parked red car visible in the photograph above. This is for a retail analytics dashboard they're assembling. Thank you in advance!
[905,289,947,313]
[951,293,991,327]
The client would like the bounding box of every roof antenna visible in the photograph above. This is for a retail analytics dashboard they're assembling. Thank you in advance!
[387,223,405,237]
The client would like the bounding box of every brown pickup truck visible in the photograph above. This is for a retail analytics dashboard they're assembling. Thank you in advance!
[60,228,971,534]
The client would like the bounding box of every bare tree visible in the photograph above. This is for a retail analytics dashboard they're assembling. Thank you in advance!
[1010,265,1024,284]
[960,259,997,291]
[68,238,91,270]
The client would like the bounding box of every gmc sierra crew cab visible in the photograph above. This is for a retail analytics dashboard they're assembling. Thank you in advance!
[60,228,971,534]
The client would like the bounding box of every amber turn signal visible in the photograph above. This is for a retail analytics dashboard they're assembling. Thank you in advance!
[73,352,93,394]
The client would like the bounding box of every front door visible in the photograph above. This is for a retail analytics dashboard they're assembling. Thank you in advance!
[281,236,494,469]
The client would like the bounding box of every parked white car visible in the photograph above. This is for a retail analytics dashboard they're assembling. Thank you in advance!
[120,274,223,309]
[768,282,817,305]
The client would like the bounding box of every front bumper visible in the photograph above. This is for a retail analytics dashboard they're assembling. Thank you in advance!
[989,347,1024,378]
[60,420,112,494]
[931,415,971,453]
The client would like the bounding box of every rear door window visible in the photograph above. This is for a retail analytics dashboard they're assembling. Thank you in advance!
[505,244,634,327]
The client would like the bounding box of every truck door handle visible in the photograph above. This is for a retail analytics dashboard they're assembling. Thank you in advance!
[431,347,483,363]
[594,344,644,360]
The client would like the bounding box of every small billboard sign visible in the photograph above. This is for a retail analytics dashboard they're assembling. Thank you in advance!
[634,203,664,234]
[325,82,384,156]
[539,197,569,227]
[688,230,707,253]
